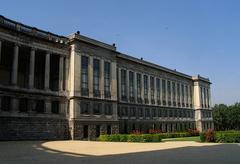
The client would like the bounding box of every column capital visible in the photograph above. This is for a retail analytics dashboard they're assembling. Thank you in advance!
[30,47,37,51]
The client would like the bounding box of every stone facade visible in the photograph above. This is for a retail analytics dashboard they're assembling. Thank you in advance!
[0,15,213,141]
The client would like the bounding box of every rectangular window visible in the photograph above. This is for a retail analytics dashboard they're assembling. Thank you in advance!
[93,59,100,97]
[129,71,134,102]
[190,86,193,108]
[130,107,136,117]
[137,73,142,103]
[81,56,89,96]
[167,81,171,106]
[144,75,149,104]
[145,108,150,117]
[150,76,155,104]
[104,62,111,98]
[152,108,157,117]
[121,69,127,101]
[51,101,59,114]
[182,84,185,107]
[35,100,45,113]
[172,82,176,106]
[121,106,128,116]
[93,102,102,115]
[158,108,162,117]
[138,107,143,117]
[204,88,207,108]
[186,86,189,107]
[19,98,28,113]
[104,103,112,115]
[81,101,90,114]
[200,87,203,108]
[162,79,166,105]
[177,83,180,107]
[1,96,11,111]
[156,78,161,105]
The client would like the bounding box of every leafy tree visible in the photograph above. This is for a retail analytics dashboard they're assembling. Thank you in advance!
[213,103,240,130]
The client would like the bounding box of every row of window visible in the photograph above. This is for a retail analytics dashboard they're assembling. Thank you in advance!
[118,106,195,119]
[81,56,111,98]
[122,122,196,133]
[0,96,60,114]
[202,110,212,118]
[120,69,193,108]
[80,101,113,115]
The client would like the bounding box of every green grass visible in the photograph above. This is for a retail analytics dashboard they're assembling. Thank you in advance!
[162,136,200,142]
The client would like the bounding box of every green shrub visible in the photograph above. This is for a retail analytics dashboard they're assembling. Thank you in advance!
[215,131,240,143]
[119,134,128,142]
[127,134,143,142]
[200,132,206,142]
[98,134,162,142]
[159,132,191,139]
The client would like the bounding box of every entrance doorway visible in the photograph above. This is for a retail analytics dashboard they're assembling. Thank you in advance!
[83,125,88,139]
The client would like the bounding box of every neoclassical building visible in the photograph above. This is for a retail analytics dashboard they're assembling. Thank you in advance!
[0,15,213,140]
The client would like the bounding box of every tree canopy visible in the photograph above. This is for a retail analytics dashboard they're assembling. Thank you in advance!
[213,103,240,130]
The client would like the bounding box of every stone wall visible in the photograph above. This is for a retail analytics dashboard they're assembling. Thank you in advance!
[70,120,119,140]
[0,117,69,140]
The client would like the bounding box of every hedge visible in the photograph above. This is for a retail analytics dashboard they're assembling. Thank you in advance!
[98,132,193,142]
[200,130,240,143]
[98,134,162,142]
[215,131,240,143]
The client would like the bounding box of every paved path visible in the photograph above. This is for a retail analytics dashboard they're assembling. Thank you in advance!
[0,141,240,164]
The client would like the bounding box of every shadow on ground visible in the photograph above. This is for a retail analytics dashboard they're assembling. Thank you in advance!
[0,141,239,164]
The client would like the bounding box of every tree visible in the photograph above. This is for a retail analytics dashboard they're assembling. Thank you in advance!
[212,103,240,130]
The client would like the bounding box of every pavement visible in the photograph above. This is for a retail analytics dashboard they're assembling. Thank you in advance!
[0,141,240,164]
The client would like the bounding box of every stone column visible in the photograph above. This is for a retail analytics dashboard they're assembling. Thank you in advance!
[134,72,138,102]
[0,40,2,64]
[118,68,121,100]
[45,100,52,114]
[165,80,168,106]
[100,59,104,98]
[205,88,208,108]
[44,52,50,90]
[59,56,64,91]
[11,98,19,113]
[202,87,205,108]
[111,62,117,100]
[65,58,69,91]
[88,56,93,98]
[11,44,19,86]
[59,101,65,115]
[126,70,129,102]
[160,78,163,105]
[188,85,191,108]
[175,82,178,107]
[208,88,212,108]
[28,48,35,89]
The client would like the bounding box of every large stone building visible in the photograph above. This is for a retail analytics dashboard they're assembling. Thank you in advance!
[0,15,213,140]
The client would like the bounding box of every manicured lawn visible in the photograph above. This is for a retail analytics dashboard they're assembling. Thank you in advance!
[162,136,200,142]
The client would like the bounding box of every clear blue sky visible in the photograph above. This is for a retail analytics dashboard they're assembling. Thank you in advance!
[1,0,240,105]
